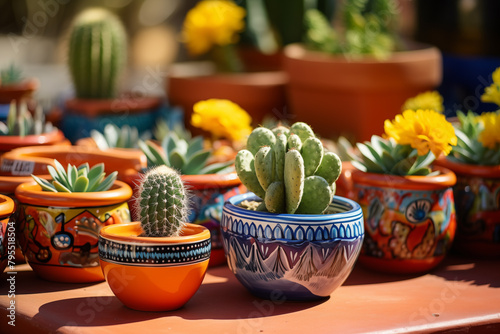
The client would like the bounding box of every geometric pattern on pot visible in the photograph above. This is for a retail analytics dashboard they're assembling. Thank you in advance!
[98,237,211,266]
[355,185,456,261]
[221,193,364,301]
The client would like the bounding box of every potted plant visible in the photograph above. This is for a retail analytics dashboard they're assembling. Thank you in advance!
[15,160,132,283]
[343,108,458,274]
[62,7,162,143]
[0,194,15,274]
[99,165,211,311]
[0,100,67,156]
[167,0,288,131]
[75,123,150,150]
[433,70,500,257]
[0,64,39,107]
[283,0,442,142]
[221,121,364,301]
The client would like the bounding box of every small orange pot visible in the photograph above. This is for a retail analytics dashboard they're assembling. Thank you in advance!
[434,157,500,257]
[99,222,211,311]
[15,180,132,283]
[349,166,457,274]
[0,79,39,104]
[0,194,15,273]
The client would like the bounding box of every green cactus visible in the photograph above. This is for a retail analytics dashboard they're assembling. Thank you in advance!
[68,7,126,99]
[135,165,189,237]
[0,101,55,137]
[235,122,343,214]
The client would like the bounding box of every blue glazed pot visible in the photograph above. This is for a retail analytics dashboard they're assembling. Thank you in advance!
[221,193,364,301]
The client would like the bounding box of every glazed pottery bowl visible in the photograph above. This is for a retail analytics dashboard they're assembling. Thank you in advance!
[15,180,132,283]
[434,158,500,257]
[221,193,364,301]
[0,194,16,273]
[98,222,211,311]
[351,167,457,274]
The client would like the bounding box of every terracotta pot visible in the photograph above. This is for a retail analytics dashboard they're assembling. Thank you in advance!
[221,193,364,301]
[0,129,68,156]
[62,95,162,143]
[167,62,288,134]
[434,158,500,257]
[283,43,442,141]
[15,180,132,283]
[0,194,15,273]
[99,222,211,311]
[349,166,457,274]
[0,79,39,104]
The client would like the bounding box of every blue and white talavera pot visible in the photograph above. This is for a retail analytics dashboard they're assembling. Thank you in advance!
[221,193,364,301]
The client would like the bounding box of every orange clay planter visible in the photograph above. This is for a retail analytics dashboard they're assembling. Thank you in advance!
[0,194,15,273]
[0,78,39,104]
[349,166,457,274]
[434,158,500,258]
[98,222,211,311]
[0,129,68,156]
[15,180,132,283]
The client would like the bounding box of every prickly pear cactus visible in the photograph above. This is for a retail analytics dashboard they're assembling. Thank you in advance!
[135,165,189,237]
[235,122,342,214]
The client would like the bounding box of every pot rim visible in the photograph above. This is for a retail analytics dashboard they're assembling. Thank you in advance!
[0,194,15,219]
[223,192,362,223]
[0,129,66,148]
[435,157,500,178]
[351,166,457,190]
[182,171,241,189]
[15,180,132,207]
[99,222,210,244]
[65,96,162,117]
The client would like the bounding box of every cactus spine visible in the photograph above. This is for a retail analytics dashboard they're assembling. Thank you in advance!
[68,8,126,99]
[235,122,342,215]
[135,166,189,237]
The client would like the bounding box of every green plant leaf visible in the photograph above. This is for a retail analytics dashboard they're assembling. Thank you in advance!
[67,164,78,188]
[104,123,119,147]
[46,165,61,184]
[87,173,105,192]
[93,171,117,192]
[139,140,168,167]
[169,149,186,172]
[408,151,435,175]
[183,150,211,175]
[390,158,413,176]
[31,174,57,192]
[73,175,89,192]
[54,160,70,186]
[53,180,72,193]
[351,159,368,172]
[186,136,204,159]
[199,160,235,175]
[90,129,109,150]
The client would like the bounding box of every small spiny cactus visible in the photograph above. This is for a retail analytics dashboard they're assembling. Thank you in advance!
[135,165,190,237]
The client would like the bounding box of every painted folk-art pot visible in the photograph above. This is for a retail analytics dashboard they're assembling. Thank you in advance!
[15,181,132,283]
[435,158,500,257]
[221,193,364,301]
[351,167,457,274]
[98,222,211,311]
[0,194,16,273]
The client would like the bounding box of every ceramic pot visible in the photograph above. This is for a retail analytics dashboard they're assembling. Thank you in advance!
[0,129,68,156]
[283,42,442,142]
[167,62,288,135]
[15,180,132,283]
[221,193,364,301]
[0,194,15,273]
[98,222,211,311]
[0,79,39,104]
[434,158,500,257]
[62,96,162,143]
[350,167,457,274]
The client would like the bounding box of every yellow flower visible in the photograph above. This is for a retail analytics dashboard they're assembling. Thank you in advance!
[182,0,246,56]
[402,91,444,113]
[191,99,252,142]
[481,67,500,107]
[477,111,500,149]
[384,109,457,157]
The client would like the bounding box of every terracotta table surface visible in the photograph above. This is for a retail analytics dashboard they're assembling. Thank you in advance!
[1,255,499,334]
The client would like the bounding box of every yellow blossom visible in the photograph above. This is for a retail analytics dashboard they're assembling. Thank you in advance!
[477,111,500,149]
[384,109,457,157]
[191,99,252,142]
[182,0,246,56]
[402,91,444,113]
[481,67,500,107]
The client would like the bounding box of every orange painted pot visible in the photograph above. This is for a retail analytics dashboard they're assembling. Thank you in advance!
[99,222,211,311]
[0,129,68,156]
[15,180,132,283]
[350,167,457,274]
[0,194,15,273]
[434,158,500,257]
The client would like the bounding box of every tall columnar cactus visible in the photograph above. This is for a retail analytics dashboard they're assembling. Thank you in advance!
[135,166,190,237]
[235,122,342,214]
[68,8,126,99]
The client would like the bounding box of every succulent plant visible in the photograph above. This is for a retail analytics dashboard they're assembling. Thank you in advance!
[91,123,150,150]
[135,165,189,237]
[235,122,342,214]
[153,119,191,143]
[0,64,23,85]
[67,7,126,99]
[31,160,117,193]
[0,101,55,137]
[138,133,233,175]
